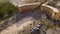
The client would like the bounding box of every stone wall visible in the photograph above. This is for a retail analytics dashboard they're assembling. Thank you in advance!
[18,4,39,12]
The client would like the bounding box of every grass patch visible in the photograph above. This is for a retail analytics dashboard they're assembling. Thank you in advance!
[46,24,54,29]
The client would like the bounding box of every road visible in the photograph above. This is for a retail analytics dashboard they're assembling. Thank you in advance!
[0,10,47,34]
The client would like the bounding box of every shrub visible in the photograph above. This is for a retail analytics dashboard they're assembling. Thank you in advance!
[0,2,17,21]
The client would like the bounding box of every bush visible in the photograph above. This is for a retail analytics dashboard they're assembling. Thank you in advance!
[0,2,17,21]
